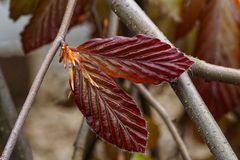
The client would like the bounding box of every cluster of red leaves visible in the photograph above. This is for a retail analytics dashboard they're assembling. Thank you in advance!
[60,35,194,152]
[10,0,194,153]
[177,0,240,118]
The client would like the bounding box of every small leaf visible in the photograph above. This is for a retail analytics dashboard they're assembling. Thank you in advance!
[76,34,194,84]
[176,0,207,39]
[21,0,92,53]
[72,61,148,152]
[9,0,40,21]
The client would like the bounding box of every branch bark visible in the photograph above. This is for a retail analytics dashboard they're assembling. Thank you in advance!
[190,58,240,85]
[0,0,78,159]
[106,0,238,159]
[107,11,119,37]
[135,84,191,160]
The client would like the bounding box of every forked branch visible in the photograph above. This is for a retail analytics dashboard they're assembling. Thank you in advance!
[0,0,78,159]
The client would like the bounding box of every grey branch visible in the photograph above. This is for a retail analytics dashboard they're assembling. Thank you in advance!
[91,0,102,37]
[106,0,238,159]
[0,0,78,159]
[135,84,191,160]
[0,68,32,160]
[191,58,240,85]
[107,11,119,37]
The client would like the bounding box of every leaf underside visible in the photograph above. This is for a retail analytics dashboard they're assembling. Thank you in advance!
[76,34,194,84]
[73,61,147,152]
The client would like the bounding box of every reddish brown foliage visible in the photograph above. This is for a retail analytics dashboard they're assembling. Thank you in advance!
[73,61,148,152]
[193,0,240,118]
[76,35,194,84]
[60,35,193,152]
[21,0,91,53]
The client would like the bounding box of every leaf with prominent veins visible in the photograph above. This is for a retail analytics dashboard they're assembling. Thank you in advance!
[76,34,194,84]
[60,35,193,152]
[73,61,148,152]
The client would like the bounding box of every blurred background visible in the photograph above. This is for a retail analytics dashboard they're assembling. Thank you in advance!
[0,0,240,160]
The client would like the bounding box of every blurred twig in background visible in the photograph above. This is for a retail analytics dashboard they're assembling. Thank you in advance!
[91,0,102,37]
[72,119,98,160]
[0,67,32,160]
[135,84,191,160]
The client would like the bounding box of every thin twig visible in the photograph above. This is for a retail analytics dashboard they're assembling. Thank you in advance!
[106,0,237,159]
[72,117,86,160]
[72,119,98,160]
[190,58,240,85]
[135,84,191,160]
[0,0,78,159]
[107,11,119,37]
[91,0,102,37]
[0,67,32,160]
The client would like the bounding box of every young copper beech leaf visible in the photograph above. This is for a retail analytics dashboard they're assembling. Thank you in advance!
[76,35,194,84]
[59,35,194,152]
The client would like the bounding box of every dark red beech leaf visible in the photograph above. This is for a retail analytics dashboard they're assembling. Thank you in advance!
[21,0,92,53]
[193,0,240,118]
[59,34,194,152]
[72,60,148,152]
[75,34,194,84]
